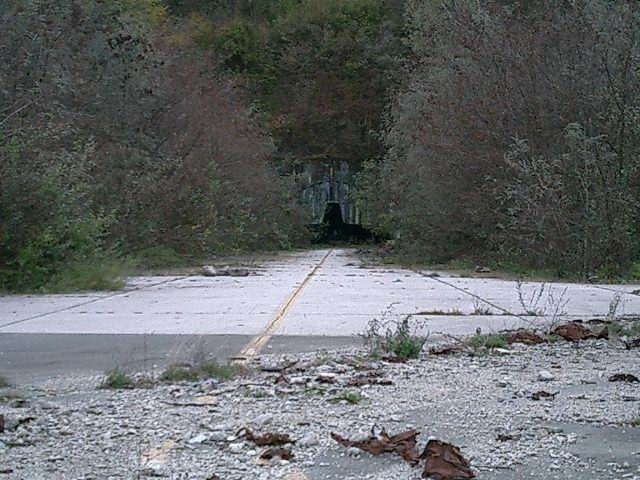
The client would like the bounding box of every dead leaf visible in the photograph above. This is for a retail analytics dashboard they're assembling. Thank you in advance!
[505,329,545,345]
[331,427,421,465]
[608,373,639,383]
[237,428,294,446]
[553,323,596,341]
[531,391,557,401]
[421,440,475,479]
[260,447,294,461]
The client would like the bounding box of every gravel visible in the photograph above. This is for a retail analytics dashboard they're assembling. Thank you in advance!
[1,340,639,480]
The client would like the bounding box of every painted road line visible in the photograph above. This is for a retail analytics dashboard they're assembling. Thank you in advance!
[231,249,333,362]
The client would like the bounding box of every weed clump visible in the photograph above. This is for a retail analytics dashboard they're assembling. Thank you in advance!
[467,333,507,350]
[100,369,134,389]
[362,313,428,360]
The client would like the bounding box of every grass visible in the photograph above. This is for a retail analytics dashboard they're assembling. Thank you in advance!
[160,361,242,383]
[545,333,563,343]
[467,333,508,350]
[632,417,640,428]
[46,257,130,293]
[608,321,640,337]
[329,391,363,405]
[0,375,10,388]
[100,369,134,389]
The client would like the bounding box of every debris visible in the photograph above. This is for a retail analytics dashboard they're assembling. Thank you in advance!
[331,427,421,465]
[205,475,220,480]
[537,371,555,382]
[346,377,393,387]
[260,447,294,461]
[623,338,640,350]
[382,356,408,364]
[496,432,522,441]
[475,266,492,273]
[421,439,475,479]
[0,414,4,433]
[237,428,294,446]
[428,345,463,356]
[608,373,639,383]
[553,322,602,341]
[201,266,250,277]
[505,329,545,345]
[531,391,557,401]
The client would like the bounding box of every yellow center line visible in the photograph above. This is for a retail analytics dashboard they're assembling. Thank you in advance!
[231,249,332,363]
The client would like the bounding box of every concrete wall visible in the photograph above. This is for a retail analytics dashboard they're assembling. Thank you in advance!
[299,160,361,224]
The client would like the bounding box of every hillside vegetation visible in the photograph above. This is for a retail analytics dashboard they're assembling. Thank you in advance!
[1,0,639,291]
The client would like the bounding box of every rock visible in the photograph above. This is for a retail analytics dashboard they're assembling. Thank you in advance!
[228,442,245,454]
[188,433,209,445]
[201,266,250,277]
[141,459,167,477]
[538,370,555,382]
[298,433,319,447]
[252,414,274,428]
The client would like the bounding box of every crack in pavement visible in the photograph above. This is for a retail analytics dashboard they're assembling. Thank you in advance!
[0,276,188,330]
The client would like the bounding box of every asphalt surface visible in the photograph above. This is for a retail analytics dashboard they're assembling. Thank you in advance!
[1,248,639,383]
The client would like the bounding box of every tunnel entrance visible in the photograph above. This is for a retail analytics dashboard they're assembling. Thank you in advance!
[313,202,373,243]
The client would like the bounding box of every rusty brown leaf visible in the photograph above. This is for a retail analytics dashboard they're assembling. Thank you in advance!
[421,439,475,479]
[331,427,421,465]
[237,428,294,446]
[553,322,598,341]
[505,329,545,345]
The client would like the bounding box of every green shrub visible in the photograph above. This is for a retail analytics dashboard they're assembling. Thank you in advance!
[100,369,134,389]
[467,334,507,350]
[44,257,130,293]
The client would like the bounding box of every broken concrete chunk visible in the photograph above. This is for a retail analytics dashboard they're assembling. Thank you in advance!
[201,266,250,277]
[538,371,555,382]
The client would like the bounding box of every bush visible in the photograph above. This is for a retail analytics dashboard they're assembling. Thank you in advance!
[366,0,640,276]
[0,0,308,292]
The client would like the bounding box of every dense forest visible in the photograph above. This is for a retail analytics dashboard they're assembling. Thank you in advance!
[1,0,639,291]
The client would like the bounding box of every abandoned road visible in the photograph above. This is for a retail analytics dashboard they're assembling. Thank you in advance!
[1,248,639,383]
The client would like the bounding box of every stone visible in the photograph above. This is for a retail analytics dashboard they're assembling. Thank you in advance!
[538,371,555,382]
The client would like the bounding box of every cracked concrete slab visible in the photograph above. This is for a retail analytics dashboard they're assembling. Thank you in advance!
[1,248,639,379]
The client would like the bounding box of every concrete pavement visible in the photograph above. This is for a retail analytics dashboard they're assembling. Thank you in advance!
[1,248,639,382]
